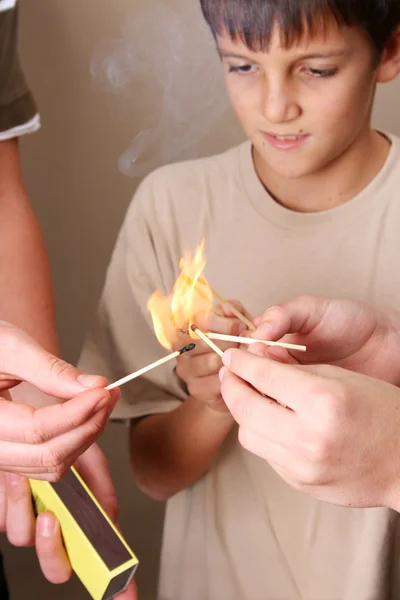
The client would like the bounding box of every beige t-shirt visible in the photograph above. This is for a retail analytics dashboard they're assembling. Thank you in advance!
[80,135,400,600]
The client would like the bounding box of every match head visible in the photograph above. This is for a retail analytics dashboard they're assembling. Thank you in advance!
[190,324,197,333]
[179,343,196,355]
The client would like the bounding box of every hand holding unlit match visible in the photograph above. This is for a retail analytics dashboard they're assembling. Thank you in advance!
[106,343,196,391]
[206,332,307,353]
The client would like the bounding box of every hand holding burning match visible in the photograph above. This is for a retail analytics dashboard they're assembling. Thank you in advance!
[142,239,304,399]
[175,307,250,413]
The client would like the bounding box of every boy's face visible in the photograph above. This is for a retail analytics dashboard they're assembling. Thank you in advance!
[217,21,381,180]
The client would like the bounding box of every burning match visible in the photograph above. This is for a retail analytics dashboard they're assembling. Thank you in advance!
[206,333,307,353]
[190,324,224,358]
[106,343,196,391]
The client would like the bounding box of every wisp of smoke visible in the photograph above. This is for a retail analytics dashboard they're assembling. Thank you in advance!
[90,0,230,177]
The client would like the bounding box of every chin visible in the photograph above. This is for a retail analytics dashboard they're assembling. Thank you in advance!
[256,143,338,180]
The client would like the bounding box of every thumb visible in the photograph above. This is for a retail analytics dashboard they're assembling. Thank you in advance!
[0,321,106,397]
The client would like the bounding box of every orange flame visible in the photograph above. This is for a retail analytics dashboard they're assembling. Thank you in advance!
[147,239,213,349]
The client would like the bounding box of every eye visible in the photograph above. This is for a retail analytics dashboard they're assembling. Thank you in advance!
[303,67,339,78]
[228,64,257,75]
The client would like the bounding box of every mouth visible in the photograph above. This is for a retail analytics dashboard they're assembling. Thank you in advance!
[261,131,310,150]
[271,134,307,140]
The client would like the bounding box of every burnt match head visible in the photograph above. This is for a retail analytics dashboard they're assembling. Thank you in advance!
[179,343,196,354]
[190,324,197,333]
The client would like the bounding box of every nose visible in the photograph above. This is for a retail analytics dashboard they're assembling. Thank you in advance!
[261,78,301,124]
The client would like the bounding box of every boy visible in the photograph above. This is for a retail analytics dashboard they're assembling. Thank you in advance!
[80,1,400,598]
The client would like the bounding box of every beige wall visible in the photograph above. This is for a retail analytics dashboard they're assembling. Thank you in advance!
[1,1,400,598]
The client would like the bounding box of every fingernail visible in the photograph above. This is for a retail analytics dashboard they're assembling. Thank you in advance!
[223,351,232,368]
[38,515,57,538]
[77,374,103,388]
[239,323,248,334]
[219,367,226,382]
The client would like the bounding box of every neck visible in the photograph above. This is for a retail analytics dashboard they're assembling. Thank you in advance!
[253,129,391,213]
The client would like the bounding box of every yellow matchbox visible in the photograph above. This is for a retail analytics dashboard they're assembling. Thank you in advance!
[30,467,138,600]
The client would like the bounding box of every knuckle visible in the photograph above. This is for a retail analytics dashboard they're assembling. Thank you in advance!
[40,447,65,472]
[46,467,67,482]
[312,383,345,433]
[47,356,75,380]
[27,416,47,446]
[300,431,332,463]
[87,417,106,439]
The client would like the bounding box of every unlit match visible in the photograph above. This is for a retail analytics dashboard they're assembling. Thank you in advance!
[190,324,224,358]
[106,343,196,391]
[206,332,307,353]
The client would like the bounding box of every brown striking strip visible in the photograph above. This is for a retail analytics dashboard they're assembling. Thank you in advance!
[51,469,132,571]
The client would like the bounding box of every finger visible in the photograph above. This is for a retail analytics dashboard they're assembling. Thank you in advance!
[220,300,255,327]
[237,426,294,469]
[195,311,243,336]
[220,367,295,441]
[223,349,324,411]
[0,321,107,396]
[114,577,138,600]
[248,343,301,365]
[0,398,117,477]
[0,388,119,444]
[186,374,225,408]
[256,296,331,342]
[5,473,35,546]
[74,445,118,521]
[0,472,5,531]
[35,513,73,584]
[177,351,222,379]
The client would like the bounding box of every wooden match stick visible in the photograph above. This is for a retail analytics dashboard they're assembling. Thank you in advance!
[190,324,224,358]
[106,343,196,390]
[206,332,307,353]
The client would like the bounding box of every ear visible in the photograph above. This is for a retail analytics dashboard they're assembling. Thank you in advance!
[376,26,400,83]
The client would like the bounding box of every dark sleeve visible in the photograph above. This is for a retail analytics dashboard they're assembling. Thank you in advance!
[0,4,38,137]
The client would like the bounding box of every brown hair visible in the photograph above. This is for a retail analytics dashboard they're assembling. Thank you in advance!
[200,0,400,56]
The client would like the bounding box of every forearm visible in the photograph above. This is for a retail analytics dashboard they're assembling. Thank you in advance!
[0,139,57,352]
[0,139,58,407]
[130,395,235,501]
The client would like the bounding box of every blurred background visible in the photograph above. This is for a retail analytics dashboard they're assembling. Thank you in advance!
[1,1,399,598]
